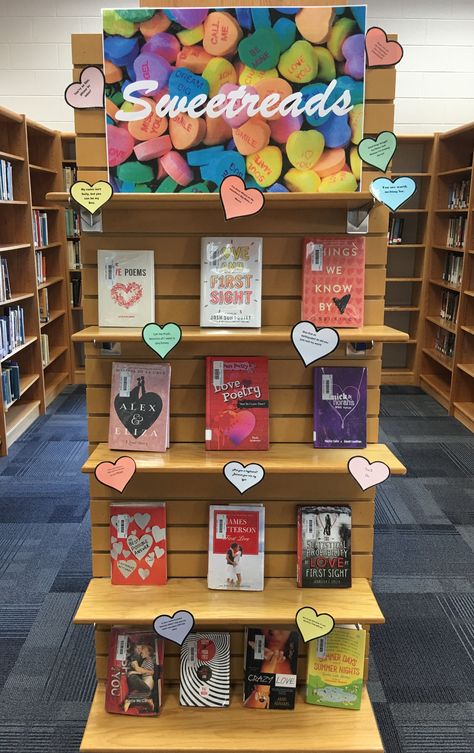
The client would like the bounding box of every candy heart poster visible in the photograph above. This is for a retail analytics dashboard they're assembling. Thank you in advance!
[102,6,366,194]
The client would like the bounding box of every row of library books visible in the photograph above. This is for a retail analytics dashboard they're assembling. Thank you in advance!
[108,361,367,454]
[440,289,459,324]
[434,327,455,359]
[1,361,20,408]
[447,216,467,249]
[0,305,25,359]
[38,288,49,324]
[387,216,404,245]
[32,210,49,249]
[0,159,13,201]
[40,333,50,366]
[443,252,463,286]
[68,239,81,269]
[70,276,81,308]
[0,257,11,304]
[62,165,76,191]
[35,250,47,285]
[109,503,351,591]
[106,625,366,715]
[447,179,470,210]
[98,237,366,330]
[65,207,80,238]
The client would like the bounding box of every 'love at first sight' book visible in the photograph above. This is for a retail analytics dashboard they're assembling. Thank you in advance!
[208,504,265,591]
[313,366,367,449]
[110,502,167,586]
[108,362,170,452]
[200,237,262,327]
[179,633,230,707]
[98,249,154,327]
[297,505,352,588]
[105,628,164,716]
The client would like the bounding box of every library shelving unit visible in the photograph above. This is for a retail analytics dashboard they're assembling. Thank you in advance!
[382,135,436,385]
[419,122,474,421]
[49,10,408,753]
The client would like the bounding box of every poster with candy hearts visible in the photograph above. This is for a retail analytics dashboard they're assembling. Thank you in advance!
[102,6,366,194]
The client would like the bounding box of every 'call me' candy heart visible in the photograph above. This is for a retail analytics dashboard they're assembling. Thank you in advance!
[348,456,391,490]
[365,26,404,68]
[70,180,113,214]
[64,66,105,109]
[142,322,182,358]
[94,456,136,493]
[370,177,417,212]
[358,131,397,172]
[296,607,335,643]
[220,175,265,220]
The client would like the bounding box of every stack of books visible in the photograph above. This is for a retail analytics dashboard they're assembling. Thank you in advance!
[1,361,20,408]
[447,179,470,209]
[443,253,463,286]
[0,159,13,201]
[0,305,25,358]
[388,216,405,244]
[440,289,459,324]
[68,239,81,269]
[447,215,467,248]
[35,250,46,284]
[32,210,48,248]
[434,327,455,358]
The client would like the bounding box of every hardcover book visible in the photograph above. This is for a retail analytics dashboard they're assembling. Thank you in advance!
[313,366,367,449]
[108,362,171,453]
[297,505,351,588]
[98,249,154,327]
[306,625,366,710]
[179,632,230,707]
[110,502,167,586]
[200,237,262,327]
[302,236,365,327]
[205,356,269,451]
[105,628,164,716]
[244,628,299,710]
[208,504,265,591]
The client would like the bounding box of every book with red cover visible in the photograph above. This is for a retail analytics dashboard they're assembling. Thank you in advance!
[110,502,167,586]
[205,357,269,450]
[105,628,164,715]
[108,362,171,452]
[208,504,265,591]
[301,236,365,328]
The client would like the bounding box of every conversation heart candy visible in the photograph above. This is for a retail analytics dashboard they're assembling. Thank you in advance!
[313,148,346,177]
[269,112,303,143]
[246,146,282,187]
[117,160,155,184]
[156,176,178,193]
[236,7,252,30]
[128,99,167,141]
[273,17,297,52]
[255,77,292,120]
[334,75,364,106]
[342,33,365,80]
[160,151,194,186]
[103,9,136,38]
[238,28,281,71]
[251,8,271,28]
[352,7,366,31]
[202,57,237,97]
[284,167,321,192]
[203,12,243,56]
[268,182,289,192]
[134,135,172,161]
[349,103,363,145]
[286,130,324,170]
[107,124,135,167]
[350,146,362,179]
[176,45,212,74]
[212,151,246,185]
[140,11,171,39]
[233,116,271,156]
[312,46,336,82]
[104,35,139,67]
[187,145,225,166]
[169,112,206,150]
[278,40,317,83]
[204,114,232,145]
[133,53,172,88]
[177,25,204,46]
[299,83,331,127]
[117,9,154,22]
[168,68,209,102]
[319,170,357,192]
[327,17,357,61]
[295,7,335,43]
[317,112,351,149]
[105,60,122,84]
[238,65,278,87]
[142,32,180,63]
[173,9,208,29]
[220,83,258,128]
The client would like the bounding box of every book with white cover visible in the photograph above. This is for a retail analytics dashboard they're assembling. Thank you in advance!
[208,504,265,591]
[98,250,154,327]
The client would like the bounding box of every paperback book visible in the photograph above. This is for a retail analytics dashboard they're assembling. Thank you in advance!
[108,362,171,452]
[105,627,164,716]
[244,628,299,710]
[110,502,167,586]
[179,632,230,707]
[302,236,365,327]
[208,504,265,591]
[200,237,262,327]
[205,356,269,451]
[297,505,352,588]
[313,366,367,449]
[306,625,366,710]
[98,249,154,327]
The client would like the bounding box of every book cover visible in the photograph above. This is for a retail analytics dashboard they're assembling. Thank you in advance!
[200,237,262,328]
[179,632,230,707]
[306,625,366,709]
[244,628,299,710]
[205,357,269,451]
[208,504,264,591]
[108,362,170,453]
[313,366,367,449]
[98,250,155,327]
[105,628,164,715]
[297,505,351,588]
[110,502,167,586]
[302,237,365,327]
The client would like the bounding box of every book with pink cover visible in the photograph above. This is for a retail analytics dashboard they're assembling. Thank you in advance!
[301,237,365,328]
[108,362,171,452]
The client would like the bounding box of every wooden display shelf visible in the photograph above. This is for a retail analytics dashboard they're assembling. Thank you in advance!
[420,373,451,404]
[457,363,474,378]
[429,279,461,292]
[37,276,63,290]
[83,442,406,476]
[0,243,30,252]
[29,163,57,175]
[464,290,474,298]
[422,347,453,371]
[40,309,66,328]
[81,684,383,753]
[35,242,61,251]
[5,399,41,443]
[32,205,59,212]
[386,277,422,283]
[425,316,457,335]
[44,344,68,368]
[435,208,468,214]
[387,244,425,248]
[0,149,24,162]
[19,373,40,395]
[385,306,419,312]
[432,245,465,253]
[0,335,36,364]
[44,371,69,402]
[438,166,472,177]
[453,402,474,422]
[1,292,35,305]
[0,199,28,206]
[461,325,474,335]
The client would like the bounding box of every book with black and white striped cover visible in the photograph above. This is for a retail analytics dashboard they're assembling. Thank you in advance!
[179,632,230,707]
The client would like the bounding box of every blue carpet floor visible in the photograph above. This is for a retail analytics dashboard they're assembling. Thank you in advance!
[0,385,473,752]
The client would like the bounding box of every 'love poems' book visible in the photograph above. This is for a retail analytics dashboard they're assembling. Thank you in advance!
[105,628,164,716]
[108,362,170,452]
[306,625,366,710]
[313,366,367,449]
[208,504,265,591]
[179,633,230,707]
[110,502,167,586]
[301,237,365,327]
[200,237,262,327]
[98,249,154,327]
[297,505,351,588]
[244,627,299,710]
[205,356,269,450]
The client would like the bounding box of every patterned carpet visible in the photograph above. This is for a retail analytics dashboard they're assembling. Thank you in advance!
[0,385,472,752]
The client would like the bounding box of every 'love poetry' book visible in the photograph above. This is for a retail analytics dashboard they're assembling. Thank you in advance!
[297,505,351,588]
[313,366,367,449]
[98,249,154,327]
[208,504,265,591]
[180,632,230,707]
[105,628,164,716]
[110,502,167,586]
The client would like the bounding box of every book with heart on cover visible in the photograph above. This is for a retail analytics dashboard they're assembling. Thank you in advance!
[200,237,262,327]
[108,362,171,452]
[110,503,167,586]
[306,625,366,710]
[179,632,230,707]
[313,366,367,449]
[297,505,351,588]
[98,249,154,327]
[105,627,164,715]
[208,504,265,591]
[301,236,365,327]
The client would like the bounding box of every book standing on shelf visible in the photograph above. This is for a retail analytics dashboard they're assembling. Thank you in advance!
[180,633,231,707]
[0,257,11,303]
[38,288,49,323]
[32,210,48,248]
[65,207,80,238]
[0,305,25,358]
[447,179,470,209]
[434,327,455,358]
[35,250,46,284]
[40,333,50,366]
[110,502,167,585]
[297,505,352,588]
[208,504,265,591]
[244,628,299,710]
[443,252,463,286]
[0,159,13,201]
[1,361,20,408]
[68,239,81,269]
[447,215,467,248]
[313,366,367,449]
[105,628,164,716]
[388,216,404,245]
[306,625,366,710]
[98,250,154,327]
[70,275,81,307]
[62,164,76,191]
[440,289,459,324]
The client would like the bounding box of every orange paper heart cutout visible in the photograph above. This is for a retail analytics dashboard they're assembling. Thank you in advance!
[219,175,265,220]
[94,456,136,493]
[365,27,404,68]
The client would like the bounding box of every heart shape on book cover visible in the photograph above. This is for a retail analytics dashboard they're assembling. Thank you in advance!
[328,384,361,429]
[64,65,105,109]
[296,607,335,643]
[117,559,136,578]
[333,294,351,314]
[348,456,391,490]
[114,386,162,440]
[111,282,143,309]
[153,610,195,646]
[365,27,404,68]
[214,409,256,446]
[95,456,136,493]
[134,512,151,530]
[127,533,153,560]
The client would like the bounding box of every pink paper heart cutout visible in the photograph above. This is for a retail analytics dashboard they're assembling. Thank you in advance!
[220,175,265,220]
[348,456,390,490]
[95,456,136,493]
[365,27,404,68]
[64,66,105,109]
[228,410,256,446]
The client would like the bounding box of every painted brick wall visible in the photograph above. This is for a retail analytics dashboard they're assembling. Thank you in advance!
[0,0,473,133]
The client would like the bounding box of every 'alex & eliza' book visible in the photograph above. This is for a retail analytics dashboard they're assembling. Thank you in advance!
[244,627,299,710]
[313,366,367,449]
[297,505,352,588]
[179,632,231,707]
[306,625,366,710]
[208,504,265,591]
[110,502,167,586]
[98,250,154,327]
[105,628,164,716]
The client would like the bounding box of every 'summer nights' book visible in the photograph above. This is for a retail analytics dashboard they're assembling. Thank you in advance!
[105,628,164,716]
[313,366,367,449]
[180,632,230,707]
[98,249,154,327]
[244,627,299,710]
[207,504,265,591]
[297,505,352,588]
[110,502,167,586]
[306,625,366,710]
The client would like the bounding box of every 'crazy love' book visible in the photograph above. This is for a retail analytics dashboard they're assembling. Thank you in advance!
[110,502,166,586]
[314,366,367,449]
[98,249,154,327]
[208,504,265,591]
[297,505,352,588]
[244,627,299,710]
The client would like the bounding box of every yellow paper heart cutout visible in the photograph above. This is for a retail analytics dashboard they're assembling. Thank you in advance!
[296,607,335,643]
[70,180,113,213]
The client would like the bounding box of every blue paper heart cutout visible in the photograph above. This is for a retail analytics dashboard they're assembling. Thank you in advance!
[370,177,417,212]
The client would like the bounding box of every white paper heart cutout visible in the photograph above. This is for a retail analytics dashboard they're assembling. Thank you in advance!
[153,610,195,646]
[127,533,153,560]
[117,559,136,578]
[110,541,123,560]
[123,550,130,558]
[348,456,391,490]
[138,568,150,580]
[134,513,151,530]
[223,461,265,494]
[154,546,165,559]
[291,321,340,366]
[152,525,166,543]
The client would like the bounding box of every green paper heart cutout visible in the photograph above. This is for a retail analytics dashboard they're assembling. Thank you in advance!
[358,131,397,172]
[142,322,182,359]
